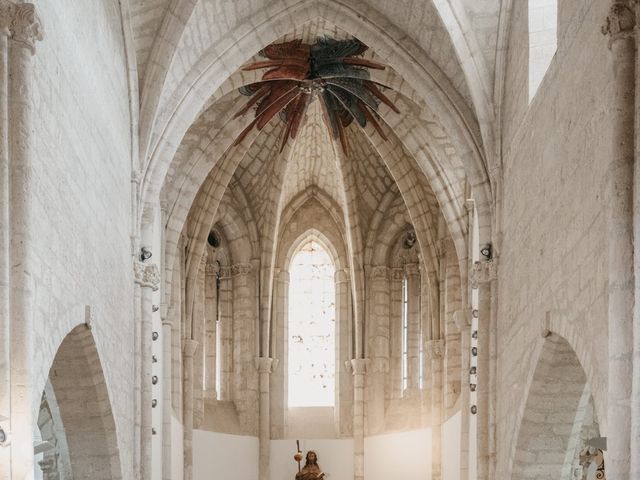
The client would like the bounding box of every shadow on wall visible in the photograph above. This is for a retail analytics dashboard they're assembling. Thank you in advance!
[512,333,600,480]
[36,325,122,479]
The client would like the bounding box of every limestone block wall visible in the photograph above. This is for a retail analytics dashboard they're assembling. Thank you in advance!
[498,1,611,477]
[28,0,134,476]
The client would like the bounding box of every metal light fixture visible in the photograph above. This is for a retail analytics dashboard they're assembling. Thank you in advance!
[480,244,492,260]
[152,331,159,341]
[152,355,158,363]
[152,375,158,385]
[470,383,477,392]
[472,330,478,339]
[152,304,159,312]
[469,366,477,375]
[140,247,152,262]
[470,405,477,415]
[472,347,478,356]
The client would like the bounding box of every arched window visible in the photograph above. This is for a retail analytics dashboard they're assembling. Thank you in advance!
[529,0,557,101]
[288,240,336,407]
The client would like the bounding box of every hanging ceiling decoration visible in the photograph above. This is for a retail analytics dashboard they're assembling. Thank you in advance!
[233,37,400,153]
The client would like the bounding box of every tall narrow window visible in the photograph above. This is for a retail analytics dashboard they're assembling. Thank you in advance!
[528,0,557,101]
[401,275,409,394]
[288,240,336,407]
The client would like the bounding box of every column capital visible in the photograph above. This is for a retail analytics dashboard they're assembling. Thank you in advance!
[602,1,637,48]
[470,260,497,288]
[424,339,446,360]
[205,262,219,276]
[5,3,44,54]
[404,263,420,277]
[254,356,278,374]
[182,339,199,357]
[134,261,161,291]
[368,265,389,279]
[350,358,369,375]
[390,267,405,280]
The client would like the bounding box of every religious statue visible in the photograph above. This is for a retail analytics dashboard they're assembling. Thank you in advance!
[294,450,326,480]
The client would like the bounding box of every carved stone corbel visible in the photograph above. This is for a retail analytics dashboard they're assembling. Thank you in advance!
[602,1,636,48]
[470,260,497,289]
[134,261,161,291]
[6,3,44,54]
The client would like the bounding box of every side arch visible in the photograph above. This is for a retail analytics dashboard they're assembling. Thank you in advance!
[45,325,123,479]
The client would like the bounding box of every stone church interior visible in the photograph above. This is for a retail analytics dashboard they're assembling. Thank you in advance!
[0,0,637,479]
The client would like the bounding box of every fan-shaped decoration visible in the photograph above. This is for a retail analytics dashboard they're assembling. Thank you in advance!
[233,37,400,153]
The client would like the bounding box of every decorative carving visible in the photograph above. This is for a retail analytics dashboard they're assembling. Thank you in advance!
[424,339,445,360]
[390,267,405,280]
[134,261,161,291]
[218,263,253,278]
[205,262,219,276]
[8,3,43,54]
[254,357,278,374]
[470,260,496,288]
[579,447,606,479]
[350,358,369,375]
[369,265,389,279]
[602,1,636,47]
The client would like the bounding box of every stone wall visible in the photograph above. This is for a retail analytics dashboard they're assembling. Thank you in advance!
[498,1,611,477]
[29,0,134,476]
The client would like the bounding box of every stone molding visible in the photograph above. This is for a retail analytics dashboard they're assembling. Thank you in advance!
[424,339,446,360]
[254,357,279,374]
[602,1,636,47]
[368,265,389,279]
[134,261,161,291]
[218,262,253,278]
[1,2,44,53]
[470,260,497,288]
[205,263,219,276]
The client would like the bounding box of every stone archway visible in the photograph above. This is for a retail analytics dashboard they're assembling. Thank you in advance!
[45,325,122,479]
[511,333,600,480]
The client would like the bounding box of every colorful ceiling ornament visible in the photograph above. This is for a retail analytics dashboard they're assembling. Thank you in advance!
[233,37,400,153]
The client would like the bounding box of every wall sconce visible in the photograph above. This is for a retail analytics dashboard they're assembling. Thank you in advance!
[0,426,7,445]
[469,366,477,375]
[152,376,158,385]
[470,384,477,392]
[480,244,492,260]
[472,330,478,339]
[152,304,159,312]
[472,309,479,319]
[152,399,157,408]
[470,405,477,415]
[152,355,158,363]
[152,428,157,435]
[140,247,152,262]
[472,347,478,356]
[152,331,159,341]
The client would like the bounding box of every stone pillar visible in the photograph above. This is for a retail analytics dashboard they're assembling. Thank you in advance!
[271,269,288,438]
[405,264,421,393]
[472,260,495,480]
[135,260,161,480]
[389,268,404,400]
[193,257,206,429]
[454,310,471,480]
[204,262,219,400]
[425,339,445,480]
[601,3,636,478]
[255,356,277,480]
[162,316,173,480]
[0,7,11,478]
[182,339,199,480]
[351,358,368,480]
[366,266,390,435]
[336,268,352,434]
[218,269,233,401]
[5,4,43,478]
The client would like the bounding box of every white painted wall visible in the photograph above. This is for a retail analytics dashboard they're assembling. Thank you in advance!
[442,412,461,480]
[364,429,432,480]
[193,430,258,480]
[172,415,184,480]
[271,438,354,480]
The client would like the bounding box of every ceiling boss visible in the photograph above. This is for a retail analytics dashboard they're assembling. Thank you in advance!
[233,37,400,153]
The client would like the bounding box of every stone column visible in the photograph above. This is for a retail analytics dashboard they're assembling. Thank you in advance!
[389,268,404,400]
[601,3,636,478]
[218,268,233,401]
[135,260,161,480]
[271,269,288,438]
[336,268,352,434]
[5,4,43,478]
[0,7,11,477]
[425,339,445,480]
[351,358,368,480]
[182,339,199,480]
[162,315,173,480]
[472,260,495,480]
[405,264,421,393]
[193,257,206,429]
[454,310,472,480]
[255,356,277,480]
[366,266,390,435]
[204,262,219,400]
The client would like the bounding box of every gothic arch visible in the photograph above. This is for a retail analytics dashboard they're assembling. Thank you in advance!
[510,332,599,480]
[45,325,123,479]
